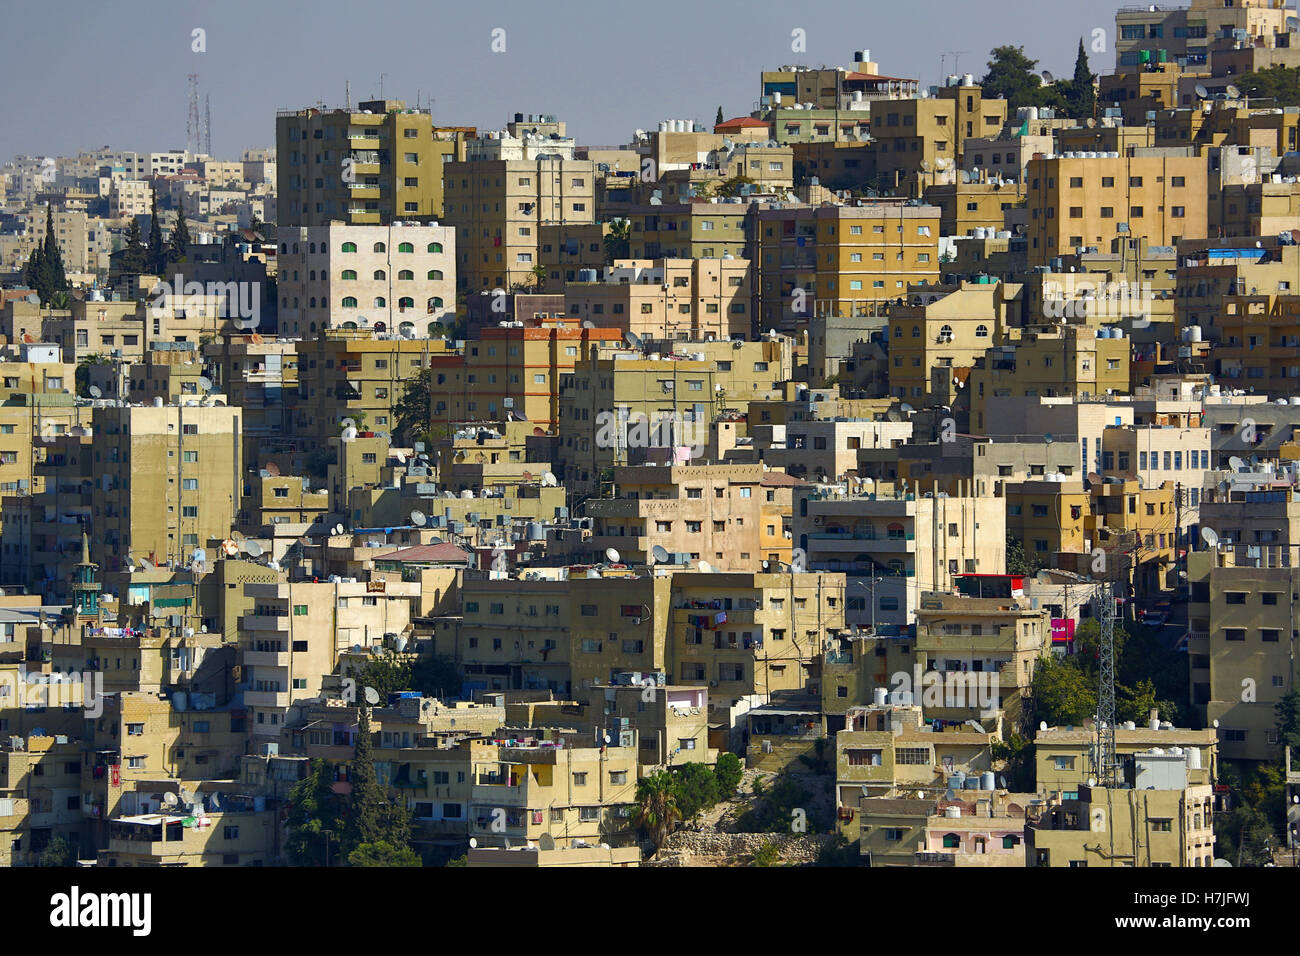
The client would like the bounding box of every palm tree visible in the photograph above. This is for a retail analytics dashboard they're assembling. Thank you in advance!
[633,770,681,850]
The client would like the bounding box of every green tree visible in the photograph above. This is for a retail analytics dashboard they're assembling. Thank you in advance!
[23,243,42,293]
[714,752,743,798]
[603,218,630,264]
[393,368,433,446]
[671,762,720,819]
[38,835,74,867]
[1067,38,1096,120]
[1005,531,1041,575]
[980,45,1067,113]
[120,218,148,274]
[353,650,412,701]
[348,840,422,867]
[715,105,725,126]
[1275,689,1300,752]
[990,732,1035,791]
[529,263,547,292]
[1030,655,1097,726]
[411,653,462,699]
[716,174,755,198]
[633,770,682,849]
[168,209,191,264]
[1233,65,1300,106]
[344,706,390,852]
[38,204,67,303]
[147,193,165,273]
[285,759,344,865]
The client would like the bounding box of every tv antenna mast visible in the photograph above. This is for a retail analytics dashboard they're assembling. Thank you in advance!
[187,74,201,155]
[1092,578,1119,788]
[204,94,212,156]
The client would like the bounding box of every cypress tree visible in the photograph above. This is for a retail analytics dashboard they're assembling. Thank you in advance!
[121,218,147,274]
[147,193,164,273]
[168,209,191,263]
[716,105,725,126]
[345,705,386,850]
[1071,39,1096,120]
[37,204,66,303]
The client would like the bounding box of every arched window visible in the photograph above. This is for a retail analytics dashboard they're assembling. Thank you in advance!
[427,297,444,311]
[340,321,358,331]
[373,270,386,280]
[309,242,317,254]
[398,297,414,311]
[886,522,905,540]
[373,297,386,308]
[397,242,414,253]
[911,325,920,338]
[398,270,414,281]
[427,242,443,253]
[340,270,357,280]
[341,241,357,252]
[341,296,358,308]
[428,322,442,337]
[279,243,287,254]
[938,324,953,341]
[309,297,317,308]
[427,269,444,281]
[975,324,989,337]
[292,243,299,254]
[373,242,386,253]
[942,833,961,849]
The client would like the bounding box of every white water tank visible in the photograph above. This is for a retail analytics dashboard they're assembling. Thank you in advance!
[945,805,962,818]
[962,73,975,87]
[1187,747,1202,770]
[873,687,888,706]
[1149,717,1160,731]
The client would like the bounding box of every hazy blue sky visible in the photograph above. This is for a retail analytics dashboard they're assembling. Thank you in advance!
[1,0,1122,160]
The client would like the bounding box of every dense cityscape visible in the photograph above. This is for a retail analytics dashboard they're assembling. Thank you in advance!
[1,0,1298,891]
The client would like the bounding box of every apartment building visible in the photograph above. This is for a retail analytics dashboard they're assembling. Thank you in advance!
[1186,548,1299,761]
[1035,720,1218,799]
[583,463,795,570]
[1026,778,1216,868]
[794,484,1006,633]
[1213,292,1300,395]
[914,589,1052,727]
[1115,0,1290,72]
[627,201,749,262]
[557,340,790,495]
[90,404,242,572]
[444,119,596,291]
[563,258,754,340]
[751,202,941,333]
[870,80,1008,195]
[1024,153,1208,267]
[276,222,456,336]
[887,280,1022,404]
[923,180,1025,236]
[276,100,442,226]
[970,326,1131,429]
[757,418,913,482]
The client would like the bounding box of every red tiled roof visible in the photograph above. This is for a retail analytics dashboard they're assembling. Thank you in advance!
[761,472,809,487]
[373,542,470,564]
[715,117,771,131]
[845,72,916,83]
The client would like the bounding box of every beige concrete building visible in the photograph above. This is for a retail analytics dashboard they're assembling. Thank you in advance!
[90,403,242,571]
[564,258,754,340]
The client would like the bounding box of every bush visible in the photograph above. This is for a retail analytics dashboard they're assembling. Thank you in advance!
[714,753,743,798]
[672,762,719,819]
[750,841,781,867]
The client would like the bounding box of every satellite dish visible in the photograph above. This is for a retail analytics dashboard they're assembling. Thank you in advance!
[265,460,281,477]
[469,837,478,849]
[245,540,265,558]
[582,320,596,329]
[605,548,620,564]
[341,426,358,442]
[395,451,407,464]
[652,545,670,564]
[410,510,427,527]
[625,331,644,351]
[1044,433,1053,445]
[1212,858,1232,867]
[1041,70,1054,84]
[1226,84,1241,99]
[363,686,381,705]
[1229,456,1245,472]
[209,792,222,811]
[88,385,102,399]
[179,787,195,805]
[1195,84,1209,99]
[698,560,714,573]
[333,524,344,535]
[140,558,155,571]
[197,376,213,393]
[340,417,356,430]
[541,471,557,487]
[1201,527,1220,548]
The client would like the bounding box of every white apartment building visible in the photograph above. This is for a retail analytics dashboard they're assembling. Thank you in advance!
[277,222,456,337]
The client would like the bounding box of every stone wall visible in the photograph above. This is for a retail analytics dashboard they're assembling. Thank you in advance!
[646,831,834,866]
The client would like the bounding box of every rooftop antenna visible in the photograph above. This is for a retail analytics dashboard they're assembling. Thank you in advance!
[1092,582,1119,789]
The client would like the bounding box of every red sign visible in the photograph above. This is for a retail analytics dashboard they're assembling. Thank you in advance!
[110,765,121,787]
[1050,618,1076,644]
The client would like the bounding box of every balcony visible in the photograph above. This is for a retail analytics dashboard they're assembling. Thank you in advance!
[240,614,289,633]
[243,689,289,708]
[243,649,291,667]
